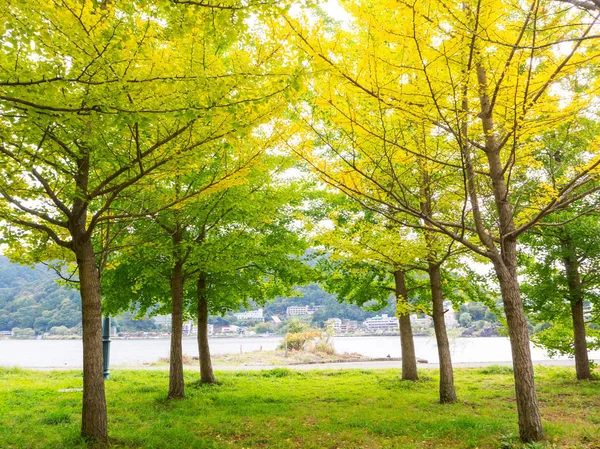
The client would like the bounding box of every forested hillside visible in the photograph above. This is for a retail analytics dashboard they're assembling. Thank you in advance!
[260,284,395,325]
[0,256,391,334]
[0,256,80,333]
[0,257,158,334]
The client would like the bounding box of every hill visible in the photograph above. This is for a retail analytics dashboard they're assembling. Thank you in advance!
[0,256,395,334]
[0,257,81,333]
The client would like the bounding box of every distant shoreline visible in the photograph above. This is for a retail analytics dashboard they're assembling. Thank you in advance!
[0,329,504,341]
[0,331,502,341]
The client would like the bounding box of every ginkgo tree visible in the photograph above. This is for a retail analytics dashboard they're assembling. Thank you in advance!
[100,131,276,400]
[519,119,600,380]
[521,212,600,380]
[284,0,600,441]
[315,195,489,400]
[0,0,301,441]
[315,203,427,382]
[102,151,314,389]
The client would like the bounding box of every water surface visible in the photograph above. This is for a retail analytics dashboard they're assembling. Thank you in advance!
[2,336,598,368]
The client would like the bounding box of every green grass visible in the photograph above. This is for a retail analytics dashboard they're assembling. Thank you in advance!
[1,366,599,448]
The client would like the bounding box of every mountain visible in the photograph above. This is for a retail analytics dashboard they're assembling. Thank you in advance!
[0,256,81,333]
[0,256,393,334]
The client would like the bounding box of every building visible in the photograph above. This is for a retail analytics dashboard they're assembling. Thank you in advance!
[286,306,311,316]
[219,325,240,334]
[324,318,359,333]
[410,314,432,326]
[286,305,323,317]
[152,315,171,327]
[325,318,342,331]
[443,301,458,329]
[340,320,359,332]
[363,314,399,331]
[182,320,196,335]
[234,308,264,322]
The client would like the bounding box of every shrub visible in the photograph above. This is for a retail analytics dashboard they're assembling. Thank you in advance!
[279,326,336,355]
[478,365,513,375]
[11,327,35,339]
[49,326,70,336]
[262,368,291,378]
[313,329,335,354]
[279,330,321,351]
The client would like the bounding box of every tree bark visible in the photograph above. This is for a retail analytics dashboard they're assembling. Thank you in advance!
[70,150,108,442]
[474,62,544,442]
[428,263,457,403]
[74,236,108,441]
[416,143,455,400]
[561,236,592,380]
[571,299,591,380]
[393,270,418,381]
[494,259,544,441]
[197,273,216,384]
[485,148,544,441]
[168,235,185,399]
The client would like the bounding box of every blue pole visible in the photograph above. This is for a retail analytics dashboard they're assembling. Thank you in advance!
[102,316,110,380]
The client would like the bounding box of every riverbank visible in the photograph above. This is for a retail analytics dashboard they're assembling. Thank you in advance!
[0,332,418,341]
[0,327,487,341]
[151,349,432,368]
[154,349,372,367]
[1,366,598,449]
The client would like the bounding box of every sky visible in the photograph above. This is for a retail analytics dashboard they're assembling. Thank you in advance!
[321,0,351,21]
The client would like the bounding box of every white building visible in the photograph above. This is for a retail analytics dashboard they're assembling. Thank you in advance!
[286,306,311,316]
[325,318,342,331]
[443,301,459,329]
[340,320,359,332]
[153,315,171,327]
[220,324,240,334]
[234,308,264,322]
[182,320,196,335]
[286,305,324,317]
[410,314,432,326]
[363,314,399,331]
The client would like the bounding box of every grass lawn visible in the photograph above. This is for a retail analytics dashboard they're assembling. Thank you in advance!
[0,366,599,449]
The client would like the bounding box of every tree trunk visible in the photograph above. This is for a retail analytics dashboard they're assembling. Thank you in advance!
[74,237,108,441]
[168,258,185,399]
[417,148,454,398]
[494,259,545,442]
[561,237,592,380]
[571,299,591,380]
[197,273,216,384]
[428,263,457,403]
[68,152,108,441]
[393,270,418,381]
[474,62,544,442]
[469,58,543,443]
[484,146,545,441]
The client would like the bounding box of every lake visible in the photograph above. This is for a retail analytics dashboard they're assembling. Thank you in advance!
[1,336,599,368]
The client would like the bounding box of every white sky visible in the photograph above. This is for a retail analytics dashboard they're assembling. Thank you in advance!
[321,0,352,22]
